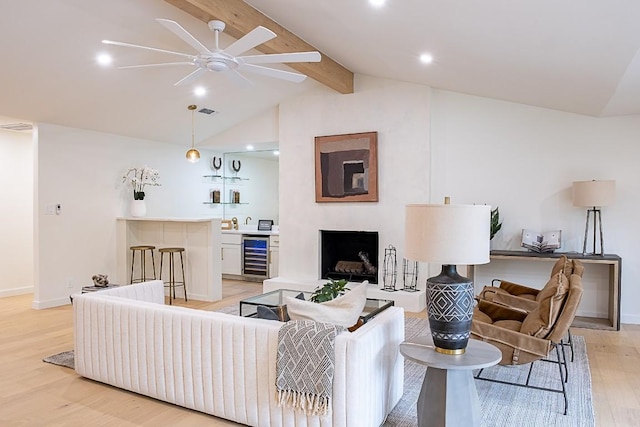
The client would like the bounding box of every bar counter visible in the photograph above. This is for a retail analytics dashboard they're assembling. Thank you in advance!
[116,217,222,301]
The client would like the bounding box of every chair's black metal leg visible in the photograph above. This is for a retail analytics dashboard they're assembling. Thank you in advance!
[555,345,568,415]
[568,329,575,362]
[560,341,569,383]
[525,362,535,386]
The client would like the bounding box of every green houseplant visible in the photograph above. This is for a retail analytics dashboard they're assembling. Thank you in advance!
[310,279,349,303]
[490,206,502,240]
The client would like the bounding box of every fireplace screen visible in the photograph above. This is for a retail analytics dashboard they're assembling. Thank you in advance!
[320,230,379,284]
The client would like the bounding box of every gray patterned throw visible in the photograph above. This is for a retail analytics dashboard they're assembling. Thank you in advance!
[276,320,344,416]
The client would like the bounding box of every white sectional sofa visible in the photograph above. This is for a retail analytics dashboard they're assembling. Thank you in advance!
[73,280,405,427]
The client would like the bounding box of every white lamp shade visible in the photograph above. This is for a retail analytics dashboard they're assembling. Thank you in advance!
[572,180,615,207]
[405,204,491,265]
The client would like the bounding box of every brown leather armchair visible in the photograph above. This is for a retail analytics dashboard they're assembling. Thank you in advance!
[471,270,584,415]
[477,255,584,361]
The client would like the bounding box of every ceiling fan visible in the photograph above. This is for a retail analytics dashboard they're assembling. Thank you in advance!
[102,18,321,87]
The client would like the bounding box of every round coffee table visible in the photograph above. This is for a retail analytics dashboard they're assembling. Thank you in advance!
[400,335,501,427]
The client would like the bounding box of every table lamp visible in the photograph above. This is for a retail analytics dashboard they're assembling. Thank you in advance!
[405,202,490,355]
[572,180,615,256]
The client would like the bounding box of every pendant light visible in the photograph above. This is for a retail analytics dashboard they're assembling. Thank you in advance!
[185,104,200,162]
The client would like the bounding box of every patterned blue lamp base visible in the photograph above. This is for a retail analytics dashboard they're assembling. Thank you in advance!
[425,264,475,355]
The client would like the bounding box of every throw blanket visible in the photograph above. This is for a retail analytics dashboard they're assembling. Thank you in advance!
[276,320,344,416]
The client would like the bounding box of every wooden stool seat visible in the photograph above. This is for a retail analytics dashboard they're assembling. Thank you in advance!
[130,245,156,284]
[130,245,156,251]
[159,247,187,305]
[159,247,184,253]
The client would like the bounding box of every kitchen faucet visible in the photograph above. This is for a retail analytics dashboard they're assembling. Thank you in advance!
[231,217,238,230]
[245,216,252,225]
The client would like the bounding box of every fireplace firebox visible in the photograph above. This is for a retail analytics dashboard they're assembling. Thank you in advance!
[320,230,379,284]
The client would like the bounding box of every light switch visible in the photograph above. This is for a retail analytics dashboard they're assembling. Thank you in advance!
[45,204,55,215]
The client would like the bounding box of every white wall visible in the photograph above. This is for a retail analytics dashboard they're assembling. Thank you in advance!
[0,130,33,296]
[34,123,222,308]
[202,107,279,150]
[278,75,431,282]
[430,90,640,324]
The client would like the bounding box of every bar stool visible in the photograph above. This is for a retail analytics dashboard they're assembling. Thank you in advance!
[129,245,156,284]
[158,247,187,305]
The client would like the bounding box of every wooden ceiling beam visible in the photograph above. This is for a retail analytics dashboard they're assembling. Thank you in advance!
[164,0,354,94]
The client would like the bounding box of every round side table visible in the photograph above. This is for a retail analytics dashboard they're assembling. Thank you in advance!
[400,335,501,427]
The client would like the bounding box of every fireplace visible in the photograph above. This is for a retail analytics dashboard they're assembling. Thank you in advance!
[320,230,379,284]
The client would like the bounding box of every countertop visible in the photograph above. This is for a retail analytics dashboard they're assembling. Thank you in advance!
[222,228,279,236]
[117,217,220,223]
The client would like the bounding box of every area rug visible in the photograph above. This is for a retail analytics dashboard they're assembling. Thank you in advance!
[42,350,75,369]
[383,317,595,427]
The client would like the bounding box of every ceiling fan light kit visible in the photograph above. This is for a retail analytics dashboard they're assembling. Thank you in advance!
[102,18,321,87]
[186,104,200,163]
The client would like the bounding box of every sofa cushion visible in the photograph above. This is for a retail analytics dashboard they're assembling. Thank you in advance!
[257,305,288,321]
[473,308,493,324]
[493,319,523,332]
[572,260,585,278]
[550,255,572,278]
[256,292,305,322]
[286,283,367,328]
[521,272,569,337]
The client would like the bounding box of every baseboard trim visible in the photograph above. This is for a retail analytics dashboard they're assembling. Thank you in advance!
[0,286,33,298]
[621,314,640,325]
[32,296,72,309]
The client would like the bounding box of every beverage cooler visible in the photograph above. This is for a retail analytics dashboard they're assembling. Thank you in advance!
[242,235,270,279]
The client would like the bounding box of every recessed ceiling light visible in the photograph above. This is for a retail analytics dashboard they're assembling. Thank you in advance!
[96,53,112,66]
[273,150,280,156]
[419,53,434,64]
[246,145,254,151]
[194,86,206,96]
[369,0,385,7]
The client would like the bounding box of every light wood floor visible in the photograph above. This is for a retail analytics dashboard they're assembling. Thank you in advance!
[1,280,639,426]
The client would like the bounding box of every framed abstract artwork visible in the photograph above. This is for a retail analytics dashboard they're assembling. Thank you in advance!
[315,131,378,202]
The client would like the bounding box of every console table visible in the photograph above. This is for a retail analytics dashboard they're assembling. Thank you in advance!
[468,250,622,331]
[400,336,501,427]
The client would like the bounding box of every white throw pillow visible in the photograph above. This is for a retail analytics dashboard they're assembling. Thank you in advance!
[285,282,368,328]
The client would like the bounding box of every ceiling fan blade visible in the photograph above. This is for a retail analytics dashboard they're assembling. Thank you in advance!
[224,26,276,57]
[240,64,307,83]
[102,40,195,59]
[239,51,321,65]
[173,68,208,86]
[118,62,194,69]
[156,18,211,54]
[224,69,254,88]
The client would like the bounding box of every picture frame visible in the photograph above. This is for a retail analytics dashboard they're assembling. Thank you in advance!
[314,131,378,202]
[258,219,274,231]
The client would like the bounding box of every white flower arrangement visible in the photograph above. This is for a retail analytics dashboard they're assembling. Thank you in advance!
[122,166,161,200]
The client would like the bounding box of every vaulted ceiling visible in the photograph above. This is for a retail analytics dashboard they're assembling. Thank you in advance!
[1,1,639,149]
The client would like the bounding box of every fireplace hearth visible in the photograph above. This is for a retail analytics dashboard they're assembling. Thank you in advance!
[320,230,379,284]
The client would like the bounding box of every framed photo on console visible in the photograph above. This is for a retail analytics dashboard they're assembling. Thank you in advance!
[315,131,378,203]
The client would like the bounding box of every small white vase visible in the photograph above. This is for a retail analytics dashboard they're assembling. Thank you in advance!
[130,200,147,217]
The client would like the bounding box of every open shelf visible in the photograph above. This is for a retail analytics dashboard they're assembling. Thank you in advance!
[203,202,248,205]
[203,175,249,181]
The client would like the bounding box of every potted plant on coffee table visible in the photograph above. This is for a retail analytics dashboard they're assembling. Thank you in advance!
[310,279,350,303]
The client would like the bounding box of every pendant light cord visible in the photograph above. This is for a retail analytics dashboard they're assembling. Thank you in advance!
[191,107,195,149]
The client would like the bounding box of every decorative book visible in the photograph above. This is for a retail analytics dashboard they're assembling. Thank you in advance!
[521,229,562,253]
